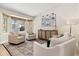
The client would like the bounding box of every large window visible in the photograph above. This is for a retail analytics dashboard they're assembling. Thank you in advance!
[3,13,26,32]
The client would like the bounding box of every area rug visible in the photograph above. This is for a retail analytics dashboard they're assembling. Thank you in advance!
[3,39,46,56]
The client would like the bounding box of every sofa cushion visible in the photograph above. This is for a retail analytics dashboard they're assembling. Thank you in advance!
[50,33,70,47]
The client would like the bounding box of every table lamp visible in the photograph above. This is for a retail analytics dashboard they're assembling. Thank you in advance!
[67,19,78,36]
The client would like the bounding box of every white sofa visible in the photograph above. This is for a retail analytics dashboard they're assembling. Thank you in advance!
[33,38,76,56]
[71,24,79,55]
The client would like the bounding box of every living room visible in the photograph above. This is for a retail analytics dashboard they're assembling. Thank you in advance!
[0,3,79,56]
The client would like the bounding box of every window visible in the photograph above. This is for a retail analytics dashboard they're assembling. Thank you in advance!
[3,13,26,32]
[11,17,25,32]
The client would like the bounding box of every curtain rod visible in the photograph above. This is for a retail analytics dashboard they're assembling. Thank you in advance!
[2,13,32,21]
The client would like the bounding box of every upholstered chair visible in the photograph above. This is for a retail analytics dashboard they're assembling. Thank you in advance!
[8,32,25,44]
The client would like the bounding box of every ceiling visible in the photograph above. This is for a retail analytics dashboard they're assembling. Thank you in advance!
[0,3,63,16]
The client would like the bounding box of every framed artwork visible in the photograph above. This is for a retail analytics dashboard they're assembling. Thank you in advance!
[41,13,56,28]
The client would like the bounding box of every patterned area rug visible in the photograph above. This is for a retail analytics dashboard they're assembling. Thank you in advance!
[3,39,46,56]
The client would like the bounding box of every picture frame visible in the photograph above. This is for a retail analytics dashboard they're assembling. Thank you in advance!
[41,13,56,28]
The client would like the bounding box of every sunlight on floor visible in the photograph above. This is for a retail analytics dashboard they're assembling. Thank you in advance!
[0,45,10,56]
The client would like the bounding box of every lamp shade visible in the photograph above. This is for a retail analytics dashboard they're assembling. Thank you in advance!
[67,19,79,25]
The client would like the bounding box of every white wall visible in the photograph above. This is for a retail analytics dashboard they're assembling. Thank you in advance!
[33,4,77,38]
[76,4,79,18]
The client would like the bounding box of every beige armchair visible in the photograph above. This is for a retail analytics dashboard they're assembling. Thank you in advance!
[8,32,25,44]
[26,33,36,41]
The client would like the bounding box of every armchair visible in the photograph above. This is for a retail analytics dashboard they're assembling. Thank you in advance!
[26,33,36,41]
[8,32,25,44]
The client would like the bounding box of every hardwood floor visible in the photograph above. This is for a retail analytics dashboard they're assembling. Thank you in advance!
[0,44,10,56]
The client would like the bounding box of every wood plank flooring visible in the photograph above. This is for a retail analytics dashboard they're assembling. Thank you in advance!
[0,44,10,56]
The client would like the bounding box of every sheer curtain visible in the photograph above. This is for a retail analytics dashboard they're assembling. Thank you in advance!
[26,20,33,34]
[3,13,8,32]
